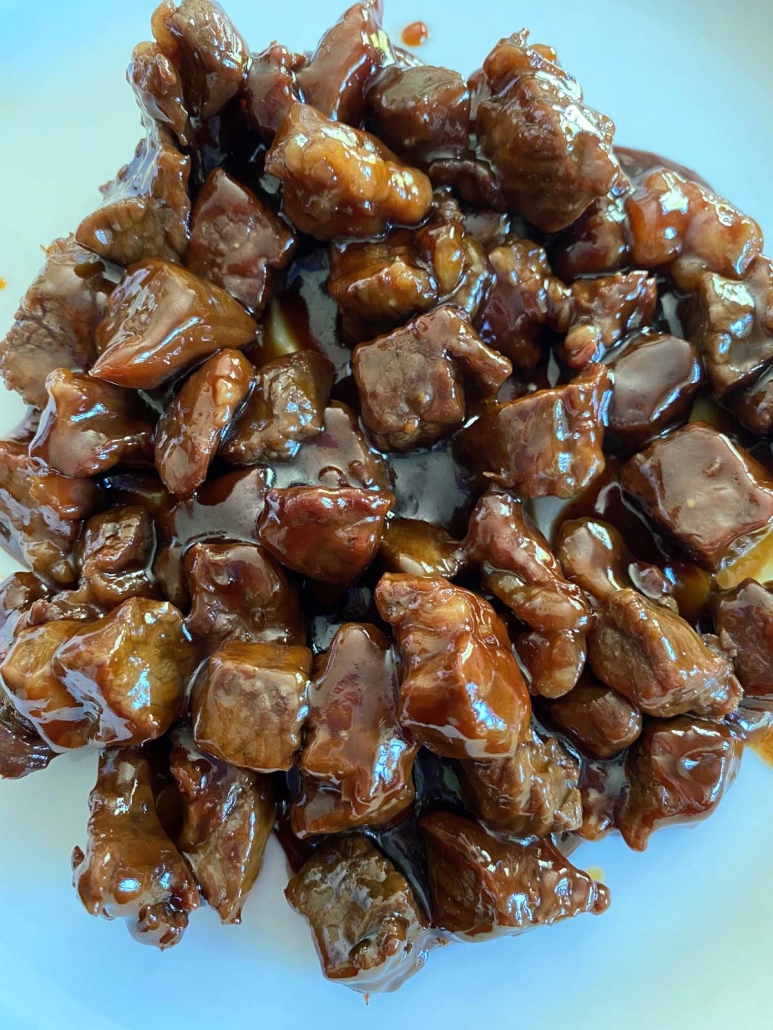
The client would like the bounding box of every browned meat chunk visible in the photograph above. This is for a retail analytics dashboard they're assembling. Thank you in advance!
[292,623,416,836]
[286,836,431,993]
[0,237,112,408]
[184,541,303,648]
[463,488,591,633]
[1,619,94,750]
[151,0,248,119]
[605,332,702,452]
[128,41,190,144]
[688,258,773,397]
[554,189,630,280]
[475,32,620,232]
[353,306,510,452]
[0,439,99,586]
[627,168,763,290]
[421,811,610,939]
[588,589,741,718]
[455,364,611,498]
[380,518,461,578]
[460,731,582,835]
[475,238,570,371]
[265,103,433,240]
[556,517,676,608]
[244,43,305,139]
[619,717,742,851]
[271,403,391,491]
[154,465,270,605]
[548,680,642,759]
[0,694,56,779]
[169,725,275,923]
[186,169,297,316]
[725,365,773,435]
[367,64,470,164]
[54,598,194,745]
[154,349,253,496]
[296,0,394,125]
[515,628,587,700]
[0,572,51,659]
[711,579,773,697]
[375,573,531,760]
[192,641,310,771]
[29,370,156,478]
[92,259,257,389]
[80,507,159,607]
[72,747,199,948]
[621,422,773,571]
[259,486,393,586]
[576,755,628,842]
[220,352,333,465]
[562,271,657,370]
[76,125,191,266]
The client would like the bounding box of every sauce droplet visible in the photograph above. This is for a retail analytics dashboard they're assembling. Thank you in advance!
[0,277,6,291]
[401,20,429,47]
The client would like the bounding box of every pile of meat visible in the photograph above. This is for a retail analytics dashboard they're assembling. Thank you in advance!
[1,0,772,994]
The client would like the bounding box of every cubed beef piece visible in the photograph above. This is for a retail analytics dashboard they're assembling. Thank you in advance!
[0,572,51,659]
[460,731,582,835]
[475,238,571,371]
[621,422,773,570]
[375,573,531,760]
[553,189,631,280]
[259,486,393,586]
[154,349,253,496]
[54,598,194,745]
[515,627,587,699]
[296,1,394,125]
[243,43,305,139]
[80,506,159,607]
[292,623,417,836]
[72,747,199,948]
[605,332,702,452]
[76,125,191,266]
[0,237,112,408]
[353,306,511,452]
[626,168,763,290]
[556,516,676,609]
[475,32,620,232]
[561,271,657,370]
[725,364,773,435]
[154,465,270,606]
[151,0,248,119]
[0,694,56,779]
[367,64,470,164]
[0,619,94,750]
[463,487,591,633]
[455,364,611,498]
[548,680,642,759]
[169,725,275,923]
[619,717,742,851]
[687,257,773,397]
[29,369,156,478]
[265,103,433,240]
[92,259,257,389]
[127,41,190,144]
[0,439,99,586]
[186,169,297,315]
[380,518,461,578]
[588,588,741,718]
[286,836,431,993]
[711,578,773,697]
[220,351,333,465]
[191,640,311,771]
[184,540,303,648]
[421,811,609,939]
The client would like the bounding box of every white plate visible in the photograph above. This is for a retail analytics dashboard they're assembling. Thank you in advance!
[1,2,772,1028]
